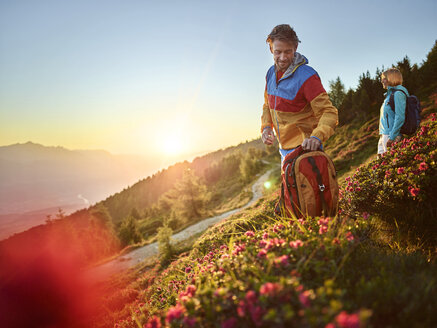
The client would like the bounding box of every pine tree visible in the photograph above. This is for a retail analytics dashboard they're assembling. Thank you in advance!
[240,153,257,182]
[160,169,210,220]
[338,89,355,125]
[328,77,346,109]
[175,169,209,218]
[90,204,114,232]
[419,40,437,91]
[157,224,173,264]
[130,207,142,220]
[118,216,142,246]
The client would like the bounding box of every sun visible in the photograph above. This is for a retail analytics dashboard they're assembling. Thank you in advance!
[162,133,186,156]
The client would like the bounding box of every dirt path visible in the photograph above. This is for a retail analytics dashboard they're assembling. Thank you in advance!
[85,167,276,281]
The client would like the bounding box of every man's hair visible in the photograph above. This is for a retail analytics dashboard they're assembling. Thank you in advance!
[266,24,301,46]
[382,68,403,86]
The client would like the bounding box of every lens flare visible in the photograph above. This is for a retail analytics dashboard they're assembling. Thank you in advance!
[264,181,272,189]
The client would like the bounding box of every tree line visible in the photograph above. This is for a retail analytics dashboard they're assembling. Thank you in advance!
[328,40,437,125]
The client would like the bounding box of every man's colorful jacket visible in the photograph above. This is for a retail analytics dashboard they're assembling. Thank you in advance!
[261,53,338,149]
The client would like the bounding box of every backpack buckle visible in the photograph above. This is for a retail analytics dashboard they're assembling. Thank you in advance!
[319,184,325,192]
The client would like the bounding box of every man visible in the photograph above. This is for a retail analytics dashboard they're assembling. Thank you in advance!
[261,24,338,164]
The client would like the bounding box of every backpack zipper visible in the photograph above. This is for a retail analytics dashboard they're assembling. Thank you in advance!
[284,159,299,216]
[307,156,329,216]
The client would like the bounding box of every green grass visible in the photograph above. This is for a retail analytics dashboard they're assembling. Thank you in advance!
[102,192,436,328]
[89,112,437,328]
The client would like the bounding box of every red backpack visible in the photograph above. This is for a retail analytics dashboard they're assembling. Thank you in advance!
[278,146,339,218]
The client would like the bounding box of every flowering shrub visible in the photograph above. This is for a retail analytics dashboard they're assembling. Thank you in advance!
[97,116,437,328]
[105,190,437,328]
[110,205,374,328]
[340,114,437,245]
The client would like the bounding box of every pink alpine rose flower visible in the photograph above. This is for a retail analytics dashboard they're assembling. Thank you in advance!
[259,282,281,297]
[257,249,267,258]
[245,230,255,237]
[345,231,355,242]
[245,290,258,304]
[298,290,312,308]
[165,304,185,324]
[144,315,161,328]
[319,225,328,235]
[289,240,303,248]
[274,255,289,267]
[409,186,420,197]
[237,300,246,317]
[335,311,360,328]
[419,162,428,171]
[186,284,196,297]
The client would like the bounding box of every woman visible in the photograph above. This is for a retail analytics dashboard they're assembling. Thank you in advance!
[378,68,409,155]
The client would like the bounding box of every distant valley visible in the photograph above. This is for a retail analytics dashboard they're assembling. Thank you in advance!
[0,142,160,239]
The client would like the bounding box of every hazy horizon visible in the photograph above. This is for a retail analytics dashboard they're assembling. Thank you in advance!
[0,139,215,161]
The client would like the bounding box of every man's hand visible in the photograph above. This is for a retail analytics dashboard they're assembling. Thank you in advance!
[262,127,275,145]
[302,137,321,151]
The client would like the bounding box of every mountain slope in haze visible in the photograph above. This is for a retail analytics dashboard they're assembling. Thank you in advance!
[0,142,158,238]
[97,138,269,225]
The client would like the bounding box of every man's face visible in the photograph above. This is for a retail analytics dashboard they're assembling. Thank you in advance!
[271,39,297,72]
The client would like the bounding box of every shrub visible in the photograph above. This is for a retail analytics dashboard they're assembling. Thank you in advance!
[339,114,437,247]
[106,193,437,328]
[157,225,174,265]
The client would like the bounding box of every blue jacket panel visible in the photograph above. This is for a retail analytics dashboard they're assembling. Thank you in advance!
[379,85,409,140]
[265,64,318,102]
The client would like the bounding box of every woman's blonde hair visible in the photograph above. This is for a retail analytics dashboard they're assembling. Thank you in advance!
[381,68,403,86]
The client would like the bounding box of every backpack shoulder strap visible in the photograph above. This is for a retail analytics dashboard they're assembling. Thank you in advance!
[388,88,407,112]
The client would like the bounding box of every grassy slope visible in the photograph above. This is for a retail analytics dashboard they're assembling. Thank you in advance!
[92,193,436,328]
[89,96,437,328]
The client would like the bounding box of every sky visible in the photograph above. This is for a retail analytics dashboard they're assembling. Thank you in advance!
[1,0,436,162]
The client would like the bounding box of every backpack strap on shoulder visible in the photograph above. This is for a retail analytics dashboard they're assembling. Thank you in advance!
[388,88,407,112]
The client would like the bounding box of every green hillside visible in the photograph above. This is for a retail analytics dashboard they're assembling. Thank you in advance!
[88,114,437,328]
[86,41,437,328]
[0,137,279,267]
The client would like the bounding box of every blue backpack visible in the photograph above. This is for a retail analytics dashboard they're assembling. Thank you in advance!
[389,88,421,135]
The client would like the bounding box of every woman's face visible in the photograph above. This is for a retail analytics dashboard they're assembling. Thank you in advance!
[381,75,389,89]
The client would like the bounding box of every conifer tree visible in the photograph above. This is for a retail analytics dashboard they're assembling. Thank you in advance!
[157,224,173,264]
[328,77,346,109]
[240,153,257,183]
[90,204,114,232]
[118,216,142,246]
[338,89,355,125]
[160,169,210,220]
[419,40,437,91]
[130,207,142,220]
[176,169,209,218]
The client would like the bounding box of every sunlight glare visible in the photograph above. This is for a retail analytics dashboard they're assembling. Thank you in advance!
[163,133,185,156]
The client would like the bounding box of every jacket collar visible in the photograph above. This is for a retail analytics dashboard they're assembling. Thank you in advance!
[275,52,308,80]
[386,85,408,96]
